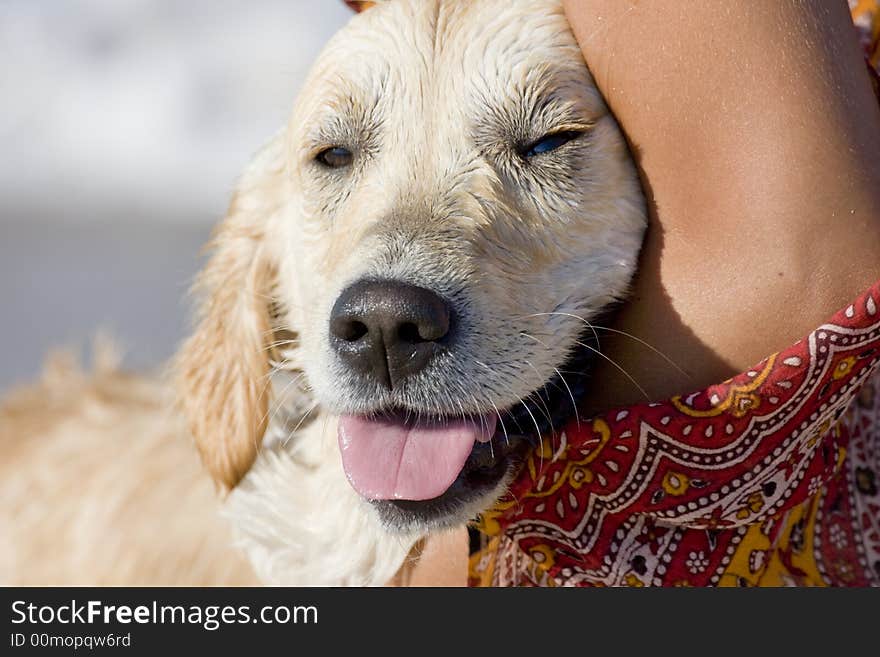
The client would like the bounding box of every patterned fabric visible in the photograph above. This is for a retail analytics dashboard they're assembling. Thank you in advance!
[469,281,880,587]
[469,4,880,587]
[853,0,880,99]
[852,0,880,72]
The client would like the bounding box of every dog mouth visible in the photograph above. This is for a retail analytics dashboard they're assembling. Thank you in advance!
[338,411,502,501]
[336,329,598,529]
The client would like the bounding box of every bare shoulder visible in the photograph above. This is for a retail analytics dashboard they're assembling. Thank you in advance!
[564,0,880,411]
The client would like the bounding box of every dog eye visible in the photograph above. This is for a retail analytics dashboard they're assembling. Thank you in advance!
[315,146,353,168]
[521,130,582,158]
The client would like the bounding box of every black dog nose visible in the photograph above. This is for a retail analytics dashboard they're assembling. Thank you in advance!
[329,279,451,389]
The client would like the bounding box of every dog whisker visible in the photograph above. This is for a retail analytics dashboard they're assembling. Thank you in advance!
[260,323,298,339]
[261,370,311,436]
[518,399,545,470]
[553,367,581,431]
[320,410,332,450]
[281,402,319,448]
[472,357,548,431]
[478,340,561,439]
[515,330,582,431]
[589,324,690,378]
[252,381,281,436]
[574,339,650,401]
[521,358,557,431]
[262,338,300,352]
[522,311,687,377]
[519,311,600,351]
[488,397,510,447]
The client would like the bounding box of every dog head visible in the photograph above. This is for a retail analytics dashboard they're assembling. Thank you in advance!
[177,0,645,538]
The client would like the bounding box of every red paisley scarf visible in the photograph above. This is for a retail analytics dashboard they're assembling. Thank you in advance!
[468,280,880,586]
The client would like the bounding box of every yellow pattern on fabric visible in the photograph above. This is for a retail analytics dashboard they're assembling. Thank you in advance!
[718,496,826,587]
[670,355,775,418]
[473,418,613,537]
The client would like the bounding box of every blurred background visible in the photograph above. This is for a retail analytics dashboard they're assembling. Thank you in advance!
[0,0,351,391]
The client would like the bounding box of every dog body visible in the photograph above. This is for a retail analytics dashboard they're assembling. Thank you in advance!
[3,0,646,585]
[0,351,256,586]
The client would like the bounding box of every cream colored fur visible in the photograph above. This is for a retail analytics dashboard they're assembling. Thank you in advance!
[0,345,256,585]
[225,417,414,586]
[2,0,646,586]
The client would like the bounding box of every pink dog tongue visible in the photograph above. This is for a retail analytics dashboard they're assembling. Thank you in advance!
[338,413,497,501]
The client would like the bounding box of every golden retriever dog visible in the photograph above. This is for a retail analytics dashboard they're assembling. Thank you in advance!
[1,0,646,585]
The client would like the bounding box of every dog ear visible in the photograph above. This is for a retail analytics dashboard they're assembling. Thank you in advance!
[176,136,288,491]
